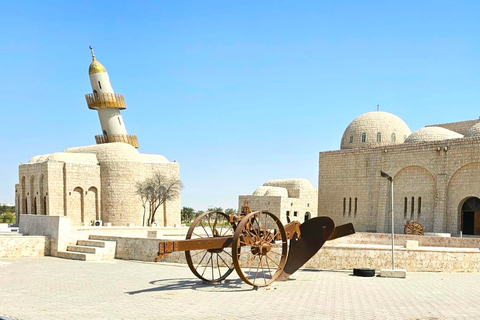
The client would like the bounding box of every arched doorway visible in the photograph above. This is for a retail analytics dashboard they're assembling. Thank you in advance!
[461,197,480,235]
[304,211,311,222]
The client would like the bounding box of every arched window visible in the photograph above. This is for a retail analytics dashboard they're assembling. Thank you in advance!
[349,134,354,143]
[391,133,396,143]
[376,132,382,143]
[361,133,366,143]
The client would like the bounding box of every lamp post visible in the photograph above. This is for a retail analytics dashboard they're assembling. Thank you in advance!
[380,170,395,271]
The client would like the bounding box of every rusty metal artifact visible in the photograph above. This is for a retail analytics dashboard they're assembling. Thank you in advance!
[154,202,355,287]
[404,221,424,235]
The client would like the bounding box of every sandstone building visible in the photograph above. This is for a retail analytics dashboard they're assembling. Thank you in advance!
[318,111,480,236]
[15,49,181,227]
[238,178,318,224]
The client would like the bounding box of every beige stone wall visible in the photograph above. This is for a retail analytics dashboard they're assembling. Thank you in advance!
[319,136,480,235]
[17,142,181,228]
[0,236,49,257]
[238,195,282,219]
[64,162,101,225]
[239,182,317,225]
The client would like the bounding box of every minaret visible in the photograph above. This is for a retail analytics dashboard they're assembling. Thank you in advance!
[85,46,138,148]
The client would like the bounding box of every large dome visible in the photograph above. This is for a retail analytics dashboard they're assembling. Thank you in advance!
[464,123,480,138]
[341,111,411,149]
[405,127,463,143]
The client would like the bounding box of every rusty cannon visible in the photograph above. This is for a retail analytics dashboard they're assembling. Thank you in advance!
[154,204,355,288]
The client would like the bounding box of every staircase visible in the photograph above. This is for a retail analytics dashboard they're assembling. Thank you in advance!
[57,236,116,261]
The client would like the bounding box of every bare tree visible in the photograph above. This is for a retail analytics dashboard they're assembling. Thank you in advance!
[136,172,183,226]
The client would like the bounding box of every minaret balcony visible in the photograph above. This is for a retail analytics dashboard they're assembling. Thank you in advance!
[85,93,127,110]
[95,134,139,148]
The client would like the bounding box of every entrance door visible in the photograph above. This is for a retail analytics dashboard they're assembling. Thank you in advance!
[304,212,311,222]
[461,197,480,235]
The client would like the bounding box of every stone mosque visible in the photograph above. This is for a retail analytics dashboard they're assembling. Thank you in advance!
[15,49,181,227]
[318,111,480,236]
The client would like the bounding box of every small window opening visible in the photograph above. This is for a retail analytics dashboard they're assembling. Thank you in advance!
[98,81,102,89]
[343,198,346,216]
[354,197,358,216]
[376,132,382,143]
[361,133,366,143]
[391,133,396,144]
[348,197,352,216]
[118,117,122,125]
[404,197,407,218]
[418,197,422,216]
[293,211,298,217]
[411,197,415,218]
[349,134,354,143]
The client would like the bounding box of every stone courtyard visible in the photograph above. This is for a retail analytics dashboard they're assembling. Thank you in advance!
[1,256,479,320]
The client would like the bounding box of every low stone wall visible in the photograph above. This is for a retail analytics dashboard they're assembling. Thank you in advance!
[89,233,480,272]
[331,232,480,249]
[19,215,71,256]
[0,235,49,258]
[308,244,480,272]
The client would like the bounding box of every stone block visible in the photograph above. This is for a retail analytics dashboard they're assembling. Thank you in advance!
[147,231,159,238]
[405,240,419,249]
[380,269,407,278]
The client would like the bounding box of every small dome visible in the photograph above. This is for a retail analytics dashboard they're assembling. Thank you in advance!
[264,187,288,198]
[89,58,107,75]
[405,126,463,143]
[88,48,107,75]
[464,123,480,138]
[253,186,270,196]
[141,154,169,163]
[341,111,411,149]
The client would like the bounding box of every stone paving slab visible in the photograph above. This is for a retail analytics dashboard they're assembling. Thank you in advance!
[0,256,479,320]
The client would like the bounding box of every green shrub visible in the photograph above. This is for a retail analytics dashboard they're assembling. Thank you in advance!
[0,212,16,224]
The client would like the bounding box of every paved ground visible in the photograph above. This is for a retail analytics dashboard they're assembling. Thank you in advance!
[0,257,479,320]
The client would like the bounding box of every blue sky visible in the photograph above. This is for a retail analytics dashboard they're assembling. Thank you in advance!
[1,1,479,210]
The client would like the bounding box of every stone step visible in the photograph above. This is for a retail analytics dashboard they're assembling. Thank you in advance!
[77,239,109,248]
[67,245,98,254]
[57,250,100,261]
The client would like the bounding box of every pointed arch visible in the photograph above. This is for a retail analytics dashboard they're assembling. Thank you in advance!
[393,166,436,232]
[447,162,480,235]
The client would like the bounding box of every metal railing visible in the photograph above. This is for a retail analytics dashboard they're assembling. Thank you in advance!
[95,134,139,148]
[85,93,127,110]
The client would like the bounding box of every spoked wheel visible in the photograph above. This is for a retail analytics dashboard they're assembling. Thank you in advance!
[232,211,288,287]
[185,211,235,283]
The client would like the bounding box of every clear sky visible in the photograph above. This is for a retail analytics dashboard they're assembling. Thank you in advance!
[1,1,479,210]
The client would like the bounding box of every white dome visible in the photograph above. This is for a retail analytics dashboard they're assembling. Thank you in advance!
[263,178,313,190]
[65,143,141,163]
[341,111,411,149]
[264,187,288,198]
[253,186,270,196]
[405,127,463,143]
[464,123,480,138]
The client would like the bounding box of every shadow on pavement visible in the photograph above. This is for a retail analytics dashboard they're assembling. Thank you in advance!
[126,277,255,294]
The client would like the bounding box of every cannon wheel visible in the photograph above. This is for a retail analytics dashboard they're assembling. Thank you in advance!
[232,211,288,287]
[185,211,235,283]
